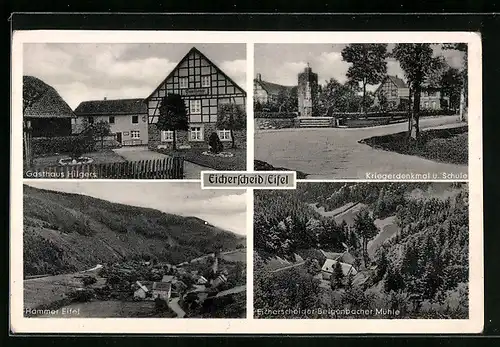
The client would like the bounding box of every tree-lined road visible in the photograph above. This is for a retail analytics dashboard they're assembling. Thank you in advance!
[255,116,467,179]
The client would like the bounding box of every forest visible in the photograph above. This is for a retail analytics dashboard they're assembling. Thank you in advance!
[254,182,469,319]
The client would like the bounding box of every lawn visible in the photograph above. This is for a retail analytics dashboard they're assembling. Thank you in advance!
[359,125,468,165]
[31,149,126,168]
[165,147,246,171]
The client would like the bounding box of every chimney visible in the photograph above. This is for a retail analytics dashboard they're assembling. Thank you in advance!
[256,73,262,81]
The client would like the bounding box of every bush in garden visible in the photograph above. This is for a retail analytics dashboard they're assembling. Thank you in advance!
[208,132,224,154]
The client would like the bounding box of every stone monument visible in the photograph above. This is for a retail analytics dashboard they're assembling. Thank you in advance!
[297,63,318,118]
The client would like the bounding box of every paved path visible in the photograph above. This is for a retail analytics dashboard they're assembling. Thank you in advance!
[215,285,247,298]
[168,297,186,318]
[113,146,208,179]
[255,116,467,179]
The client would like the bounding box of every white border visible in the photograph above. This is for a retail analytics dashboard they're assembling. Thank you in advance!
[11,30,483,334]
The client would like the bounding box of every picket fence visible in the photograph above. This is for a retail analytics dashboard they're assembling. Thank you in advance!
[25,157,184,179]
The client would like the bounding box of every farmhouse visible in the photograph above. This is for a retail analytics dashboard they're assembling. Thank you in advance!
[253,73,295,104]
[23,76,76,137]
[374,75,449,110]
[152,282,172,301]
[321,259,357,280]
[145,47,247,150]
[74,98,148,146]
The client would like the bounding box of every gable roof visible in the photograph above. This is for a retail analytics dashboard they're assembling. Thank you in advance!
[23,76,76,119]
[255,79,295,96]
[74,98,147,116]
[321,259,357,277]
[145,47,246,102]
[387,75,408,89]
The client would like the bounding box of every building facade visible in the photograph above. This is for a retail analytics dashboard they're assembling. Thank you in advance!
[374,75,449,110]
[373,75,410,109]
[146,47,247,151]
[297,64,319,117]
[74,98,148,146]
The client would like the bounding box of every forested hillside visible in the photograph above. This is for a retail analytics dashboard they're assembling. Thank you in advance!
[23,185,244,277]
[254,182,469,318]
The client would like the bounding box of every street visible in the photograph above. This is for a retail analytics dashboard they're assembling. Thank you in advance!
[255,116,468,179]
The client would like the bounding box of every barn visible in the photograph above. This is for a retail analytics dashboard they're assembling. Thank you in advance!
[23,76,76,137]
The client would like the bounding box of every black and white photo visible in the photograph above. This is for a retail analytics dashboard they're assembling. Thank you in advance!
[23,181,247,318]
[254,43,468,179]
[254,182,469,319]
[23,43,247,179]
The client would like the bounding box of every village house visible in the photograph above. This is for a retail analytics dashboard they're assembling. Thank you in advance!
[145,47,247,151]
[253,73,295,104]
[133,281,152,300]
[374,75,449,111]
[23,76,76,138]
[152,282,172,301]
[74,98,148,146]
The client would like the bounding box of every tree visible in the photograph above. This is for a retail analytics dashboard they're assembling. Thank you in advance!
[156,94,188,150]
[333,261,344,289]
[442,43,468,121]
[439,67,462,111]
[353,208,379,267]
[341,44,388,112]
[216,103,246,148]
[91,120,111,149]
[392,44,444,140]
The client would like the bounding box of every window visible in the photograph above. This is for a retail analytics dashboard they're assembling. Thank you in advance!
[201,75,211,87]
[391,89,397,97]
[131,130,140,139]
[132,115,139,124]
[161,130,174,142]
[190,127,203,141]
[217,129,231,141]
[109,116,115,124]
[179,77,188,89]
[88,117,94,124]
[190,100,201,114]
[431,101,437,109]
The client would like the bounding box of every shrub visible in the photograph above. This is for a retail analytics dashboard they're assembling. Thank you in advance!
[208,132,224,154]
[31,136,95,156]
[81,275,97,286]
[254,112,297,119]
[69,288,95,302]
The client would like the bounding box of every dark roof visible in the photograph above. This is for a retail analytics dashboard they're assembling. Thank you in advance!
[387,75,408,89]
[74,98,147,116]
[255,79,295,95]
[23,76,76,119]
[145,47,246,102]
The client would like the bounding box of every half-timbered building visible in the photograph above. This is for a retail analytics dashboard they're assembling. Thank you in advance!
[145,47,247,150]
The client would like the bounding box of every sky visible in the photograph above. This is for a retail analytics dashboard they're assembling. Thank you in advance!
[23,43,247,109]
[24,181,247,236]
[255,43,465,91]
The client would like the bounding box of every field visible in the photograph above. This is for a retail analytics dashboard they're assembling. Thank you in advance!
[37,300,158,318]
[221,249,247,263]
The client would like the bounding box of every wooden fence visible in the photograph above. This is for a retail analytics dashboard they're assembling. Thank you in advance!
[24,157,184,179]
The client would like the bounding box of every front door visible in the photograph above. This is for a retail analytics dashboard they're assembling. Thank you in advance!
[116,132,122,144]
